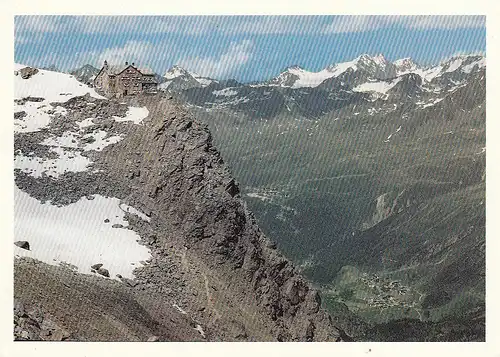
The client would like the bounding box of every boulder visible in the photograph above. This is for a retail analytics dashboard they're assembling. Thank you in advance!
[96,267,110,277]
[19,67,39,79]
[14,241,30,250]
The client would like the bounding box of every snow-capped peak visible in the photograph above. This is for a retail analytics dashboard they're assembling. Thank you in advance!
[393,57,420,75]
[354,53,389,67]
[164,65,192,80]
[163,65,215,87]
[266,65,337,88]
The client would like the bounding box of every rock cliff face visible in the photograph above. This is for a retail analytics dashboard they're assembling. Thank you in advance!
[14,92,347,341]
[95,95,345,341]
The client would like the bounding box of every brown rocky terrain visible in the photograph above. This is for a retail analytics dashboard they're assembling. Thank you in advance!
[14,92,349,342]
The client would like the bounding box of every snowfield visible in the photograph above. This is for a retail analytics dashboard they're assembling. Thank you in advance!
[286,67,338,88]
[14,64,105,103]
[14,148,92,178]
[14,64,105,133]
[164,66,215,87]
[353,77,402,94]
[213,88,238,97]
[112,106,149,124]
[462,58,486,74]
[14,186,152,279]
[14,64,153,280]
[16,125,124,178]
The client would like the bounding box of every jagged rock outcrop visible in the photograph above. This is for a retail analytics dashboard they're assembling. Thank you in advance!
[14,93,348,341]
[16,67,39,79]
[95,95,345,341]
[14,299,72,341]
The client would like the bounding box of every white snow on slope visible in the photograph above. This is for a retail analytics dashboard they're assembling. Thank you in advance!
[416,66,443,82]
[14,186,151,279]
[158,81,172,90]
[113,106,149,124]
[286,67,338,88]
[445,58,464,73]
[17,123,123,178]
[41,131,81,148]
[195,77,214,86]
[82,130,123,152]
[15,64,104,103]
[14,64,105,133]
[164,66,215,87]
[393,58,419,75]
[353,77,402,94]
[17,126,123,178]
[77,118,95,129]
[14,148,92,178]
[213,88,238,97]
[15,102,56,133]
[421,97,444,108]
[462,58,486,74]
[164,66,187,80]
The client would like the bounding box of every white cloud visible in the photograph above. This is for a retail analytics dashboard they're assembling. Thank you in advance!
[15,16,60,33]
[97,41,154,66]
[16,16,213,35]
[177,40,254,78]
[323,16,382,34]
[402,15,485,30]
[16,16,485,37]
[323,15,485,34]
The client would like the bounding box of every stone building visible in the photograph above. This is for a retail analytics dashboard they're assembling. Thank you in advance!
[94,61,158,98]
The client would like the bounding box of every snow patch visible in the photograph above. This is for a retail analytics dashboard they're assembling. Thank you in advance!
[194,324,206,338]
[15,64,104,103]
[14,148,92,178]
[213,88,238,97]
[462,58,486,74]
[41,131,81,149]
[77,118,95,129]
[14,102,58,133]
[353,77,402,94]
[172,304,188,315]
[82,130,122,152]
[158,81,172,90]
[14,64,104,133]
[14,186,151,279]
[445,58,463,73]
[287,67,337,88]
[112,106,149,124]
[422,97,444,108]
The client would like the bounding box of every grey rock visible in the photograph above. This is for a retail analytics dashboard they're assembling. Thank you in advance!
[96,267,110,277]
[14,241,30,250]
[19,67,39,79]
[14,111,27,120]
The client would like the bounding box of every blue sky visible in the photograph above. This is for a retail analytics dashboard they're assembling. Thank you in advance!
[15,16,485,82]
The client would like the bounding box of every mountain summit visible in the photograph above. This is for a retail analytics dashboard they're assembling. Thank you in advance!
[70,64,100,85]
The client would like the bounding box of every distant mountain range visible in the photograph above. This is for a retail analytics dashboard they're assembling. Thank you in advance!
[70,54,485,112]
[150,53,486,119]
[70,64,100,85]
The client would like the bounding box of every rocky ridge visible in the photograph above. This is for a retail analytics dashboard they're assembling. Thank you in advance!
[13,75,349,341]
